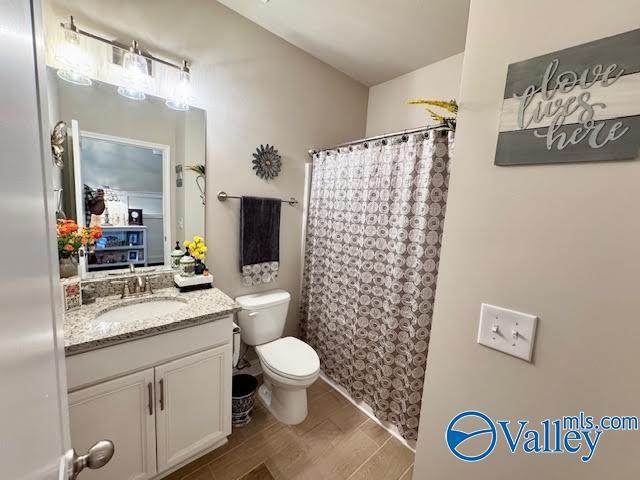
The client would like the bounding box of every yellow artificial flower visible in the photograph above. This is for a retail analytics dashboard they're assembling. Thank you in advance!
[184,235,207,260]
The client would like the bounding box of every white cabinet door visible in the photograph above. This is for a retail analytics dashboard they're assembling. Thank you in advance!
[69,369,157,480]
[155,345,232,472]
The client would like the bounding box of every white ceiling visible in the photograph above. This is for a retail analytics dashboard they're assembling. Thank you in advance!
[217,0,470,86]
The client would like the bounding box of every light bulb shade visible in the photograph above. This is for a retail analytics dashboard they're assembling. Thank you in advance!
[55,29,93,86]
[118,50,151,101]
[117,86,146,100]
[122,50,149,78]
[166,69,192,111]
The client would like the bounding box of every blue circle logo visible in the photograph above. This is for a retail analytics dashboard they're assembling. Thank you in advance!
[446,411,497,462]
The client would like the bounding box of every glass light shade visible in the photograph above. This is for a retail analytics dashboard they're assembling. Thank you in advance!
[166,69,192,111]
[117,85,146,100]
[55,29,92,86]
[118,50,150,101]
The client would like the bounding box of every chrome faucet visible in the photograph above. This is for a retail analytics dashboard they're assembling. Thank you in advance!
[135,275,145,293]
[111,272,155,299]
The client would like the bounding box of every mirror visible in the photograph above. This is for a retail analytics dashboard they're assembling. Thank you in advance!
[47,67,206,275]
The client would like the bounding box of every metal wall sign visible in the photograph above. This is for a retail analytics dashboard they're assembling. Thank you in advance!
[495,28,640,166]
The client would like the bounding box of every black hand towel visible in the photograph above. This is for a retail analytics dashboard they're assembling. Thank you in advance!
[240,196,281,270]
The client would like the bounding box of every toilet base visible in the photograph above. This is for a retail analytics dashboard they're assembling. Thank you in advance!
[258,378,309,425]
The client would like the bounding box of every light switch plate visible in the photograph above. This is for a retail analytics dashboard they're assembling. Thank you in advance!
[477,303,538,362]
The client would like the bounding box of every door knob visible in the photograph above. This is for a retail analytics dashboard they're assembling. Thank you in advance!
[67,440,114,479]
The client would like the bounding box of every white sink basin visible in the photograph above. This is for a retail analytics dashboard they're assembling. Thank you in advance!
[96,298,188,324]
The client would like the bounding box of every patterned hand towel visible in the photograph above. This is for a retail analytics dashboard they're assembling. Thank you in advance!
[240,196,281,285]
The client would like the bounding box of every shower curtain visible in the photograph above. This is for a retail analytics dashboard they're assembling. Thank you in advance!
[300,129,453,441]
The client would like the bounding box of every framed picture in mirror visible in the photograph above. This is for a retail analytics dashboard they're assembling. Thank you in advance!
[127,232,140,246]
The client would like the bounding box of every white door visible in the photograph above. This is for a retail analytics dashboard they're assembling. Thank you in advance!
[0,1,71,479]
[69,369,157,480]
[155,346,232,472]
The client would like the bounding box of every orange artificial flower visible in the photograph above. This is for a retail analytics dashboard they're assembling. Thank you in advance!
[57,219,101,259]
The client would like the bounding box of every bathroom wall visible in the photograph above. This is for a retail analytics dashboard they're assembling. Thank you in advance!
[365,53,464,137]
[414,0,640,478]
[44,0,369,336]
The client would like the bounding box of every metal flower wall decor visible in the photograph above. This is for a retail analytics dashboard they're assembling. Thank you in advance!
[252,144,282,180]
[51,121,68,167]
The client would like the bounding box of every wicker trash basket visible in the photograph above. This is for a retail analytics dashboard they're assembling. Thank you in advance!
[231,374,259,427]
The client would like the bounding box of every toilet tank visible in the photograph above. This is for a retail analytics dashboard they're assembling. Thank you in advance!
[235,289,291,346]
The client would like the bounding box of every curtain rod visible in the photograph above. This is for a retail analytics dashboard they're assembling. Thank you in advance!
[307,124,447,156]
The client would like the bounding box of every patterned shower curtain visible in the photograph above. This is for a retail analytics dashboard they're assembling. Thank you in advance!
[300,129,453,441]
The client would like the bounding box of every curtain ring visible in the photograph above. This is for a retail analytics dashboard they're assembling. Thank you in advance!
[349,145,353,151]
[424,132,429,139]
[401,135,408,142]
[381,139,387,146]
[364,142,369,149]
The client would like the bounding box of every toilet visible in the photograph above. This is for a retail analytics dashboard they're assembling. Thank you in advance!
[235,289,320,425]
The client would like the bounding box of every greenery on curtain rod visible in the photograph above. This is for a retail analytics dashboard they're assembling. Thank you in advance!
[407,98,458,131]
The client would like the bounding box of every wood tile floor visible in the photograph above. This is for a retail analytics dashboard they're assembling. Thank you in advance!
[162,378,414,480]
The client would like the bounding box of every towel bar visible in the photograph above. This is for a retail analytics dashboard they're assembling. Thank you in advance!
[216,191,298,206]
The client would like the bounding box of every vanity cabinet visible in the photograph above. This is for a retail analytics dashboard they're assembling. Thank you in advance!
[69,369,157,480]
[67,318,233,480]
[155,346,229,472]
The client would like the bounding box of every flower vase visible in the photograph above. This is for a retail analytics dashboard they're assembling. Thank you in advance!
[59,256,78,278]
[194,259,206,275]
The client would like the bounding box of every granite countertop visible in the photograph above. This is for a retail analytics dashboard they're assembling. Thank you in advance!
[64,287,241,356]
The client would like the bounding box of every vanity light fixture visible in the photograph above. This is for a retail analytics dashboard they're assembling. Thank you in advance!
[117,41,151,101]
[58,16,192,109]
[55,16,93,86]
[165,60,192,111]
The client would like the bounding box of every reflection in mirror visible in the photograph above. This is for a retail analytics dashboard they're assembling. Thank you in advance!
[47,66,206,276]
[79,134,168,271]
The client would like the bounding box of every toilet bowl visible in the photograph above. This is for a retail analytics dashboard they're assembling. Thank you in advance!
[235,290,320,425]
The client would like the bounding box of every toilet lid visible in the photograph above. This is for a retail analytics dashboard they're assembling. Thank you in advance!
[256,337,320,379]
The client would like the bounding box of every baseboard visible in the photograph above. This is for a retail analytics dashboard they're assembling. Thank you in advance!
[319,371,417,452]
